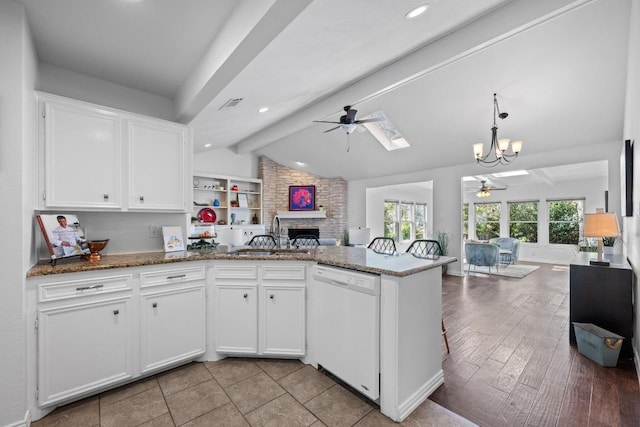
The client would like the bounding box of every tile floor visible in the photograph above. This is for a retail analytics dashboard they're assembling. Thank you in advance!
[32,358,475,426]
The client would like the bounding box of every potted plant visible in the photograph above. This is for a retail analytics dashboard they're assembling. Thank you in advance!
[602,236,617,254]
[435,231,451,275]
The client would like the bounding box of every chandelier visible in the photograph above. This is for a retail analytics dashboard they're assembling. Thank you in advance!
[473,93,523,167]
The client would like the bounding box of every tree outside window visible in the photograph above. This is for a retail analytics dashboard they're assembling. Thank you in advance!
[509,201,538,242]
[548,199,583,244]
[475,203,500,240]
[462,204,469,240]
[384,200,398,240]
[415,203,426,239]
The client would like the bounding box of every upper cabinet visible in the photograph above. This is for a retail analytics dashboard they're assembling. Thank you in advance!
[37,92,191,212]
[41,98,122,209]
[127,118,187,211]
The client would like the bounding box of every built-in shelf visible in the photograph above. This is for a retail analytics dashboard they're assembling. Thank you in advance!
[277,210,326,219]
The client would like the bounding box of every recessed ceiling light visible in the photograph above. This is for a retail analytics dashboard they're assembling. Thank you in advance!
[204,143,212,148]
[405,4,429,19]
[258,107,269,113]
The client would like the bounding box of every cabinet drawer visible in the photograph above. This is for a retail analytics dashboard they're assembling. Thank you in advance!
[262,265,306,281]
[140,266,205,288]
[39,274,132,302]
[215,265,258,280]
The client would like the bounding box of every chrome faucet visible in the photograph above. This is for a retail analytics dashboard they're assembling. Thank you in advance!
[271,215,281,249]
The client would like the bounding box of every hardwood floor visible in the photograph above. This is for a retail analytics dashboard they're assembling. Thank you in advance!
[431,262,640,426]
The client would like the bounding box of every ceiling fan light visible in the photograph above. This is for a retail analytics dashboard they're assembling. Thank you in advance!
[473,143,484,158]
[341,123,357,134]
[511,140,523,154]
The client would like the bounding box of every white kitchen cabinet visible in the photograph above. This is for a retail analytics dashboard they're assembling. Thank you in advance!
[36,273,134,406]
[213,262,306,356]
[127,118,188,211]
[139,266,206,374]
[40,96,122,209]
[37,92,190,212]
[261,284,305,355]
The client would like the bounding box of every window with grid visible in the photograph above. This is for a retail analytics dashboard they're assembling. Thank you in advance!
[509,201,538,243]
[475,202,500,240]
[384,200,426,242]
[384,200,399,240]
[462,204,469,240]
[548,199,583,244]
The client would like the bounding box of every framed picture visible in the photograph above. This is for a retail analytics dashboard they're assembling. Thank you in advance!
[289,185,316,211]
[36,214,90,261]
[237,193,248,208]
[162,226,185,252]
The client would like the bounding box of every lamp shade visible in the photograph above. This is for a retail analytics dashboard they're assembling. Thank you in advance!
[583,212,620,237]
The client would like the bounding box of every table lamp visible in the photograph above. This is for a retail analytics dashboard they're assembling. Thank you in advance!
[583,208,620,266]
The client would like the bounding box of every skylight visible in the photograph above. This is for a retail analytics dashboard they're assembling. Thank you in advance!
[491,170,529,178]
[361,111,410,151]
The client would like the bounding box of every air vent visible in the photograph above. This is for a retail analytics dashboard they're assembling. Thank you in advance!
[219,98,244,110]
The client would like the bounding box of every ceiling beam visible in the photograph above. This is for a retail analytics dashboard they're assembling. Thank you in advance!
[174,0,312,123]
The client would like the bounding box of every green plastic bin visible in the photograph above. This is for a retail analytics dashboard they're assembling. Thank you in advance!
[573,322,624,367]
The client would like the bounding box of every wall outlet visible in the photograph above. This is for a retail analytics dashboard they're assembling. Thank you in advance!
[149,226,162,239]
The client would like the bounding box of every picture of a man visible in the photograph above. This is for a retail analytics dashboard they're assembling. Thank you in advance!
[50,215,88,256]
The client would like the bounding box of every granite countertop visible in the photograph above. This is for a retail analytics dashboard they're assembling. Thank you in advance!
[27,245,457,278]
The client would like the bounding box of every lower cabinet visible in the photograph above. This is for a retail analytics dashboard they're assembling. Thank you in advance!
[214,262,306,356]
[140,280,206,374]
[36,275,134,407]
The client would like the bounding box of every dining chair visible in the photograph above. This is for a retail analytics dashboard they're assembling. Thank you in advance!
[247,234,277,248]
[290,235,320,248]
[367,237,397,255]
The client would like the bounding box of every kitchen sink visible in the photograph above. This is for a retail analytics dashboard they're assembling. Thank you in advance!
[228,248,310,256]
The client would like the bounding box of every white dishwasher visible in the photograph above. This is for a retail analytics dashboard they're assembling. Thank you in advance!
[311,265,380,401]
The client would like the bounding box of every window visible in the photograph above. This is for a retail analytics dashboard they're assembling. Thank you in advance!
[475,203,500,240]
[384,200,398,240]
[384,200,426,242]
[462,204,469,240]
[548,199,584,244]
[509,201,538,242]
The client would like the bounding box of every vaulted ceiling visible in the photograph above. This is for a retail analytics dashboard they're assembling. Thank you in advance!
[20,0,631,181]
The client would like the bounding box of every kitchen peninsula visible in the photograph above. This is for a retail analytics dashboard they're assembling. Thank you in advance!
[26,245,455,422]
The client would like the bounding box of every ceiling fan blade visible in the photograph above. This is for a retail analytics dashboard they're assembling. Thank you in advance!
[354,117,383,124]
[313,120,341,124]
[323,126,340,133]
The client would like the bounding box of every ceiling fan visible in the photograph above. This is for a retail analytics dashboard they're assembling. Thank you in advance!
[313,105,382,134]
[468,180,507,197]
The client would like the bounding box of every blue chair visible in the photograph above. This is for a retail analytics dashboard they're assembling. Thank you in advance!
[464,241,500,275]
[489,237,520,265]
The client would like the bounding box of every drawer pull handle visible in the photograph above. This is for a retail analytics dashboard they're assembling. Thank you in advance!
[113,309,119,315]
[103,194,109,201]
[139,196,144,202]
[166,274,186,280]
[243,293,248,299]
[152,302,157,308]
[76,284,104,291]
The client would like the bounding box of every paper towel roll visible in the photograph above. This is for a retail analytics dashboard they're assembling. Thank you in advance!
[216,227,244,245]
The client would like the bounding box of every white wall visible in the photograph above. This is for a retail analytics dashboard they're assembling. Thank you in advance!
[0,1,37,425]
[37,62,175,121]
[192,147,258,178]
[622,0,640,373]
[349,140,623,276]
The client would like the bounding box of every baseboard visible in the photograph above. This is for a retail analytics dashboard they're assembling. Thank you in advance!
[396,370,444,422]
[635,347,640,389]
[5,410,30,427]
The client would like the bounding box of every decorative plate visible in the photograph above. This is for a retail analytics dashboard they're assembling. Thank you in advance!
[198,207,217,223]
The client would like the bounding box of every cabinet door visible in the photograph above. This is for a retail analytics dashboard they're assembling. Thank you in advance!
[38,297,133,406]
[260,284,306,356]
[215,284,258,354]
[140,285,206,374]
[43,100,121,209]
[127,118,187,211]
